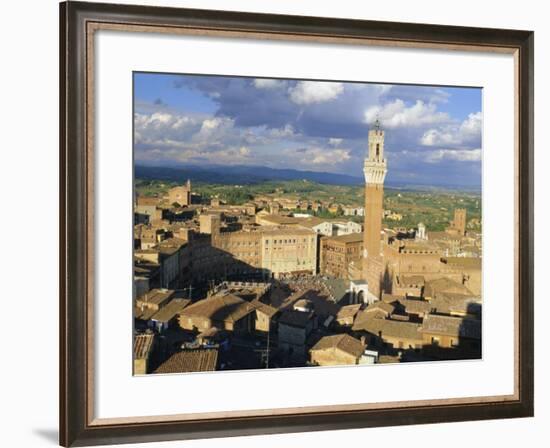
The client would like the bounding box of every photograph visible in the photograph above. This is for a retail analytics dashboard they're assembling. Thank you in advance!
[132,73,483,374]
[53,1,535,446]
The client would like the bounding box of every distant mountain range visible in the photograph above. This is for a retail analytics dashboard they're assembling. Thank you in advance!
[134,164,481,193]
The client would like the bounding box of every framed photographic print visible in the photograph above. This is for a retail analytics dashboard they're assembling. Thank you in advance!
[59,1,534,446]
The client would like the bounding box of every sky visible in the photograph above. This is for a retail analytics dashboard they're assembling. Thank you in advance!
[134,72,482,187]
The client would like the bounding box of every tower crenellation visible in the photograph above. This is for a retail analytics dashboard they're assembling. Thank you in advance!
[364,121,388,186]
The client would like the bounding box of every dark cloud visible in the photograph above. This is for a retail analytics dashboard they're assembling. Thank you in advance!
[173,76,393,140]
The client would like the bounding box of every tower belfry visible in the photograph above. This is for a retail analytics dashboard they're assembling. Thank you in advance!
[363,121,388,298]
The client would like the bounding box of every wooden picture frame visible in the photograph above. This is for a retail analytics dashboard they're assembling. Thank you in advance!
[60,1,534,446]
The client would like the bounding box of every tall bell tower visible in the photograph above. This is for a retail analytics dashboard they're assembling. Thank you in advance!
[363,119,387,298]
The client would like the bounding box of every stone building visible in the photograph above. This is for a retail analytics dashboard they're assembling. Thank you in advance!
[135,196,162,219]
[135,288,175,313]
[178,293,256,334]
[310,334,366,366]
[259,227,318,278]
[135,225,166,250]
[193,215,317,280]
[199,213,221,236]
[216,231,262,274]
[149,298,191,332]
[446,208,467,236]
[420,314,481,353]
[278,310,317,360]
[384,240,443,277]
[440,257,482,296]
[307,219,362,237]
[252,301,279,333]
[352,311,424,351]
[134,238,189,289]
[320,233,363,279]
[166,179,192,206]
[133,333,155,375]
[392,274,425,297]
[334,304,362,327]
[343,206,365,217]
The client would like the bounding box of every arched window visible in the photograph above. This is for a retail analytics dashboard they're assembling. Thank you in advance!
[376,143,380,156]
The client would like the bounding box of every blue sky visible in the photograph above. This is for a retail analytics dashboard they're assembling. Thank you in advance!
[134,72,482,187]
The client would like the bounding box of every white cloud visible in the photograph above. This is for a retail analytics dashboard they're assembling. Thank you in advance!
[286,147,351,166]
[328,138,343,146]
[311,148,350,165]
[268,124,296,138]
[238,146,251,156]
[420,129,460,146]
[135,112,177,129]
[289,81,344,105]
[364,99,450,128]
[134,111,202,145]
[195,117,235,141]
[420,112,482,147]
[431,88,451,104]
[426,148,482,163]
[459,111,482,136]
[253,79,285,89]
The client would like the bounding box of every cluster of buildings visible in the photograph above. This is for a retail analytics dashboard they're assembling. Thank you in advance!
[133,120,483,374]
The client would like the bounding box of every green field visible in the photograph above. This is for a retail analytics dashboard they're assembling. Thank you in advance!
[135,178,482,232]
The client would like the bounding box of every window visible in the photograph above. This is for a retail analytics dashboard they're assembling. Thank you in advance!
[376,143,380,156]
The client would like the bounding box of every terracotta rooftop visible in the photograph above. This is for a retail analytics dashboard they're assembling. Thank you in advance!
[398,298,432,315]
[311,334,365,358]
[335,304,362,321]
[252,300,279,318]
[278,310,314,328]
[398,275,426,287]
[150,298,191,323]
[154,349,218,374]
[322,277,350,303]
[322,233,364,244]
[159,237,188,248]
[364,301,395,315]
[430,293,482,315]
[136,196,160,206]
[381,293,403,303]
[136,289,174,307]
[442,257,482,270]
[353,314,423,341]
[135,307,157,320]
[424,277,473,298]
[180,294,256,323]
[421,314,481,339]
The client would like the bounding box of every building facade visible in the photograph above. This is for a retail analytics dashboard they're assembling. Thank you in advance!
[320,233,363,279]
[166,179,192,206]
[260,227,318,278]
